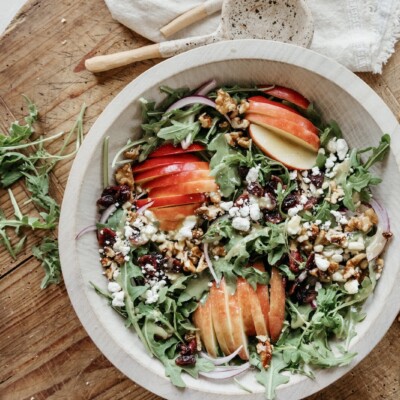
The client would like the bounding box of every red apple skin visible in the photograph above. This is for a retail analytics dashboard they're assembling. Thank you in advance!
[247,101,318,135]
[236,278,256,336]
[149,143,205,158]
[228,290,250,360]
[132,154,201,173]
[192,299,218,358]
[151,203,201,221]
[268,267,286,343]
[142,170,213,190]
[148,180,218,198]
[136,193,206,208]
[248,96,301,114]
[210,282,232,356]
[262,85,310,109]
[134,162,210,184]
[246,113,320,152]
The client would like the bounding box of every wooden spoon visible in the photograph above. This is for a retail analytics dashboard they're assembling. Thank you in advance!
[85,0,314,73]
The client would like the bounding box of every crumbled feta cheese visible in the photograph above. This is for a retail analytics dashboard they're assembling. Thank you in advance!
[229,207,240,217]
[301,171,308,177]
[311,166,320,176]
[331,254,343,263]
[326,138,337,154]
[239,205,250,217]
[246,166,260,184]
[325,158,335,170]
[249,203,262,221]
[289,170,298,180]
[303,177,311,184]
[315,282,322,291]
[144,210,156,222]
[297,234,309,243]
[323,249,334,257]
[347,239,365,251]
[113,269,120,279]
[339,216,348,225]
[145,280,166,304]
[108,282,121,293]
[300,194,308,205]
[332,272,346,282]
[314,244,324,252]
[220,201,233,211]
[322,181,330,190]
[344,279,359,294]
[336,139,349,160]
[232,217,250,231]
[287,215,302,235]
[318,148,326,154]
[113,237,130,256]
[315,254,330,271]
[142,224,158,239]
[132,219,144,229]
[288,204,304,217]
[315,219,322,225]
[124,225,135,239]
[111,291,125,307]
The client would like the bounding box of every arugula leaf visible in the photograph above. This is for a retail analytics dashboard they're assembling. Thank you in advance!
[359,134,390,170]
[32,237,62,289]
[202,216,234,243]
[157,120,201,145]
[320,120,342,147]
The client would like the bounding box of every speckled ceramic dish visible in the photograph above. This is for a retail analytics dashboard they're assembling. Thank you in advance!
[59,40,400,400]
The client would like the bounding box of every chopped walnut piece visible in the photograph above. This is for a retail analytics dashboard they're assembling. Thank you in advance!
[209,191,221,204]
[256,336,272,368]
[237,136,251,149]
[238,99,250,114]
[346,208,378,233]
[231,117,250,130]
[196,255,208,273]
[215,89,237,115]
[115,163,134,189]
[124,146,141,161]
[103,246,115,258]
[198,113,213,128]
[211,245,226,257]
[114,253,126,265]
[101,257,112,267]
[190,246,203,258]
[192,228,204,239]
[195,205,223,221]
[104,262,117,280]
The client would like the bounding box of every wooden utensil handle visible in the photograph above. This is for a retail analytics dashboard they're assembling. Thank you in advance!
[160,4,208,38]
[85,44,161,73]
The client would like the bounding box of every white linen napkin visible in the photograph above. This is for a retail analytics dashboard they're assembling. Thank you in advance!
[104,0,400,73]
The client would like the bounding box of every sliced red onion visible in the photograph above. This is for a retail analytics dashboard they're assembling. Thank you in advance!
[366,199,392,261]
[100,204,117,224]
[310,299,317,310]
[200,345,243,365]
[181,133,192,150]
[137,200,154,215]
[195,79,218,96]
[166,95,216,113]
[297,270,308,283]
[136,191,147,200]
[199,362,251,379]
[203,242,220,287]
[75,225,97,240]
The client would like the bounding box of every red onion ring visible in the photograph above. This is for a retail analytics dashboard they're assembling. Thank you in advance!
[137,200,154,215]
[165,95,216,113]
[75,225,97,240]
[194,79,217,96]
[203,242,221,287]
[200,345,243,365]
[199,362,251,379]
[99,204,117,224]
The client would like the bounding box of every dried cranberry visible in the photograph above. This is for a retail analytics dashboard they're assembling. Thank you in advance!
[138,253,164,268]
[309,172,325,188]
[289,250,303,273]
[97,194,115,208]
[176,343,189,355]
[175,355,196,366]
[281,192,299,212]
[170,258,183,273]
[118,184,131,204]
[187,339,197,354]
[247,182,264,197]
[234,193,249,207]
[96,185,131,208]
[264,210,283,224]
[238,166,250,179]
[98,227,117,246]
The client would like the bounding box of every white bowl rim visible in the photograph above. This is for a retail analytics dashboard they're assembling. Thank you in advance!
[59,39,400,400]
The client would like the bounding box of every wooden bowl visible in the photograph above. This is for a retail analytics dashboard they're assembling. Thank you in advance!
[59,40,400,400]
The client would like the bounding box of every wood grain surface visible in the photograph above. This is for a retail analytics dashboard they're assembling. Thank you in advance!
[0,1,399,399]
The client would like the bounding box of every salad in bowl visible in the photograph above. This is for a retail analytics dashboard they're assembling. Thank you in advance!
[87,81,391,398]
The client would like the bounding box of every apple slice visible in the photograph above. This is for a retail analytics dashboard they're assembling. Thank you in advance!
[149,143,205,158]
[252,261,270,336]
[135,162,210,184]
[142,170,213,190]
[132,154,200,173]
[136,193,206,208]
[228,290,249,360]
[268,267,286,343]
[247,100,317,134]
[210,281,235,356]
[192,299,218,357]
[262,85,310,109]
[148,180,218,198]
[248,123,318,170]
[158,219,183,231]
[248,96,301,114]
[236,278,256,336]
[247,281,269,336]
[151,203,201,221]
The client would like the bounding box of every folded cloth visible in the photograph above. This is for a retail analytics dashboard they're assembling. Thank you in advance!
[104,0,400,73]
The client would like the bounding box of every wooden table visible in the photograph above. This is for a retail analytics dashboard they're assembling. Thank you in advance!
[0,1,399,399]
